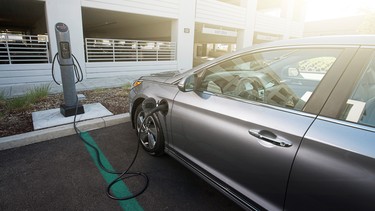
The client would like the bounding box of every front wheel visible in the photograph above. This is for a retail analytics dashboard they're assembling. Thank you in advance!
[134,104,165,156]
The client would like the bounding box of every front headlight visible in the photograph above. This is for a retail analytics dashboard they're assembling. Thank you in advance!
[131,80,143,89]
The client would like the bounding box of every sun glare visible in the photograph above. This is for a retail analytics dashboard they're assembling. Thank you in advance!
[306,0,375,22]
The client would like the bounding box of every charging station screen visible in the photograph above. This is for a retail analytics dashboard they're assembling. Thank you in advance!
[60,42,71,59]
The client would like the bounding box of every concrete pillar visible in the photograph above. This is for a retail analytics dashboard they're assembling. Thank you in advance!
[281,0,295,39]
[281,0,295,19]
[296,0,307,23]
[45,0,86,78]
[171,0,196,72]
[236,0,257,49]
[202,44,208,56]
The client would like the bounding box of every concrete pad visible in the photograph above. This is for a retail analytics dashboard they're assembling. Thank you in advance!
[32,103,113,130]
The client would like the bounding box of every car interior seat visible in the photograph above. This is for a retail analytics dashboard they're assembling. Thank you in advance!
[360,96,375,127]
[354,59,375,101]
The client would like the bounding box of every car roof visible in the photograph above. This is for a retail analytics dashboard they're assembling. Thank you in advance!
[243,35,375,52]
[173,35,375,81]
[211,35,375,67]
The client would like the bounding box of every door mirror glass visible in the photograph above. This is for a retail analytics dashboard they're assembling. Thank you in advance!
[288,67,300,77]
[178,74,196,92]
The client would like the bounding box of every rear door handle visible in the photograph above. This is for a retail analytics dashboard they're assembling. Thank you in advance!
[248,129,293,147]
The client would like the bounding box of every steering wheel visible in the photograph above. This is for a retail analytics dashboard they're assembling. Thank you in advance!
[233,77,263,101]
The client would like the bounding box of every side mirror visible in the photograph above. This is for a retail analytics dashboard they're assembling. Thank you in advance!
[288,67,300,77]
[178,74,196,92]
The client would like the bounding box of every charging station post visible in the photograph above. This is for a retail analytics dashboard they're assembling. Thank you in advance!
[55,22,84,117]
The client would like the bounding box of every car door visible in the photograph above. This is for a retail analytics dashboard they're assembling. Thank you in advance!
[169,46,357,210]
[285,48,375,210]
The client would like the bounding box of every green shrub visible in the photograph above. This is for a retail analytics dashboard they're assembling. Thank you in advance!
[5,84,50,112]
[94,87,109,93]
[6,95,31,112]
[0,90,6,107]
[0,90,5,101]
[0,91,5,118]
[27,84,50,103]
[123,82,132,90]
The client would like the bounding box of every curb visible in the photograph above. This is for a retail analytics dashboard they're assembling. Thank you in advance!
[0,113,131,151]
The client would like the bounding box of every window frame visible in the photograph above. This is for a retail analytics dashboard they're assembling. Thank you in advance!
[193,45,357,115]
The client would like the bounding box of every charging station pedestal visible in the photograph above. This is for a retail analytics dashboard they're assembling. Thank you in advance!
[55,22,84,117]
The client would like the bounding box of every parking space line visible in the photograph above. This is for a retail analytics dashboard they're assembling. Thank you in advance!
[80,132,143,211]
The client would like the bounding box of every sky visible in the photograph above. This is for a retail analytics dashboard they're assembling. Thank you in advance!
[305,0,375,22]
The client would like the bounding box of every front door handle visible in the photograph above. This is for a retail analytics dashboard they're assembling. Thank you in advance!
[248,129,293,147]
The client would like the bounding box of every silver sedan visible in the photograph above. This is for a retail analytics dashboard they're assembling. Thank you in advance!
[129,35,375,210]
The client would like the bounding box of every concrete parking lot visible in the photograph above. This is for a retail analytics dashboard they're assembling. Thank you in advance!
[0,122,242,210]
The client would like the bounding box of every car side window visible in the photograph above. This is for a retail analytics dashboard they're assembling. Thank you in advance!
[339,51,375,127]
[197,48,343,111]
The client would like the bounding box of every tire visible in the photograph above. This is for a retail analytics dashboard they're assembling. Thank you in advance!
[134,104,165,156]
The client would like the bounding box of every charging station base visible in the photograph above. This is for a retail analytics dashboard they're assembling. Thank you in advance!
[60,104,85,117]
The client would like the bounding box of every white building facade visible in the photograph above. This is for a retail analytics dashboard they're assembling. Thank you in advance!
[0,0,305,89]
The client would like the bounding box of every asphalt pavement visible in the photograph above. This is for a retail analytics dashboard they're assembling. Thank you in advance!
[0,122,243,211]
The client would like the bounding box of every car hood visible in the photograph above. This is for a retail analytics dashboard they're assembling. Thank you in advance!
[140,70,180,83]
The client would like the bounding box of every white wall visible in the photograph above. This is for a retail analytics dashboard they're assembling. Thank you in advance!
[0,64,52,86]
[195,0,247,29]
[85,61,178,78]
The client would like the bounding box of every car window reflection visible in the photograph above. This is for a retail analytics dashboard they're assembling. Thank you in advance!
[199,48,342,111]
